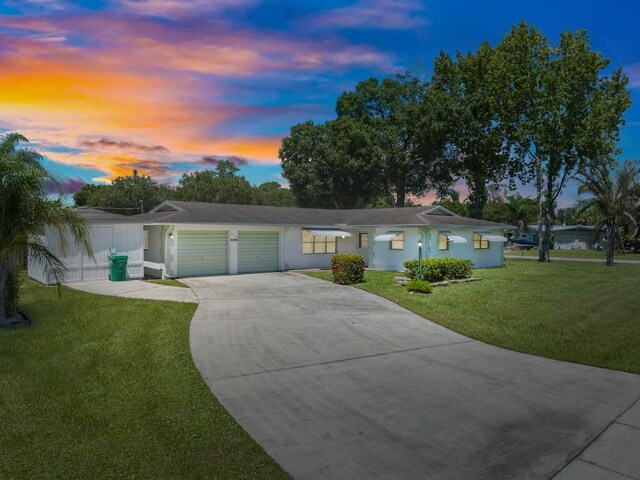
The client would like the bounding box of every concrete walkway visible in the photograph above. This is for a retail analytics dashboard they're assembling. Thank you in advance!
[67,279,198,303]
[506,254,640,264]
[186,272,640,480]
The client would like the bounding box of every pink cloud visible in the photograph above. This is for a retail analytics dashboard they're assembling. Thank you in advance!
[45,177,86,194]
[117,0,258,18]
[0,10,398,181]
[3,13,396,76]
[309,0,427,30]
[79,138,170,153]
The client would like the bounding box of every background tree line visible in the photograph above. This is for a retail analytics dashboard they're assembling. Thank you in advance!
[73,161,295,213]
[279,21,632,262]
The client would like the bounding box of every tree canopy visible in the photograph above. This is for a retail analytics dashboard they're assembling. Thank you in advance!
[74,161,296,212]
[74,170,172,214]
[493,22,631,261]
[279,118,385,208]
[175,161,253,204]
[335,74,451,207]
[431,43,511,218]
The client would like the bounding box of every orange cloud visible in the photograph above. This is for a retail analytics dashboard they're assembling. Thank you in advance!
[173,136,282,164]
[44,149,174,183]
[0,12,396,182]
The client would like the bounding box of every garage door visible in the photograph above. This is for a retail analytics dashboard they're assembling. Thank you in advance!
[238,231,280,273]
[177,231,228,277]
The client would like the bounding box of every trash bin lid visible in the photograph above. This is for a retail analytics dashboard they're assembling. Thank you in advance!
[109,255,129,261]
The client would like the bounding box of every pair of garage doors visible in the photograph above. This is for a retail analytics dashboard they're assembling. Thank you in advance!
[177,231,279,277]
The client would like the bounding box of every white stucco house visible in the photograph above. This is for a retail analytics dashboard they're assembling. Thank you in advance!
[141,201,509,278]
[29,201,509,284]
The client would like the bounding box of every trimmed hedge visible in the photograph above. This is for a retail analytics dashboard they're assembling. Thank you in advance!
[331,253,365,285]
[406,279,432,294]
[403,257,473,282]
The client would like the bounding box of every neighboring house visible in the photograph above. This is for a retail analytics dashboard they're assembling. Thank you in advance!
[28,201,509,284]
[28,207,144,285]
[517,225,603,249]
[140,201,509,278]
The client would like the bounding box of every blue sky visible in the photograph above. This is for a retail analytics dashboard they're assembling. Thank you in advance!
[0,0,638,206]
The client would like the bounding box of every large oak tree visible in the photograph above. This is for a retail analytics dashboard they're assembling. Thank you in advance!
[279,118,385,209]
[336,74,451,207]
[431,43,512,219]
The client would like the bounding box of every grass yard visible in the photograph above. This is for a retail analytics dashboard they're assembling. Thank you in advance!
[306,260,640,374]
[144,278,190,288]
[0,281,290,480]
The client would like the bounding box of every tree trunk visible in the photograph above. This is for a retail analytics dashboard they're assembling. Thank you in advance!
[535,158,547,262]
[606,223,615,266]
[470,173,486,219]
[541,212,553,263]
[396,181,406,208]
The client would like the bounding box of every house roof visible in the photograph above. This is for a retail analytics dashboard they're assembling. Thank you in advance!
[138,201,508,229]
[76,207,140,223]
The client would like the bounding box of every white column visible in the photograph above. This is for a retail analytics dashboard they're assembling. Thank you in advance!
[229,230,238,274]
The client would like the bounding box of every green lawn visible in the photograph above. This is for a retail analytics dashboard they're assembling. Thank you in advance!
[306,260,640,374]
[144,278,190,288]
[0,281,289,480]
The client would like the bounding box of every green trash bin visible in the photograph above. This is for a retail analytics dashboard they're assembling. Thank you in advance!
[109,255,128,282]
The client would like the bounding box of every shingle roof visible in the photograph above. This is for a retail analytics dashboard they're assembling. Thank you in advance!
[137,201,509,228]
[76,207,140,223]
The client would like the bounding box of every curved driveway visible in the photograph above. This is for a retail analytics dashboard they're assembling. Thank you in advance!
[186,272,640,480]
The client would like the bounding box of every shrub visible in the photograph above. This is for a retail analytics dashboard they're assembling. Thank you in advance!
[331,253,365,285]
[406,279,432,294]
[403,257,472,282]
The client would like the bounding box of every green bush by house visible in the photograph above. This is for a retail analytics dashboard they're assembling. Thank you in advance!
[403,257,473,282]
[406,279,433,294]
[331,253,365,285]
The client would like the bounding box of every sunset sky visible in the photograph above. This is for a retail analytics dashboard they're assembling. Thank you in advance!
[1,0,638,206]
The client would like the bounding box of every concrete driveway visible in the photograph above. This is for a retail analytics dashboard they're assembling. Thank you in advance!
[186,272,640,480]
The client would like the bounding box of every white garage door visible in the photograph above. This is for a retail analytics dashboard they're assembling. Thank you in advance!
[238,231,280,273]
[177,231,228,277]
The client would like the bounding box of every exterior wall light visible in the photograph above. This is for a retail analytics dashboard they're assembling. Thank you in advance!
[417,240,423,279]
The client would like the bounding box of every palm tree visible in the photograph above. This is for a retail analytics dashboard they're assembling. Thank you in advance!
[0,133,92,324]
[576,161,639,266]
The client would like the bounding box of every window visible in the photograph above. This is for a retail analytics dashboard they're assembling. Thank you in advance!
[302,230,337,254]
[390,232,404,250]
[359,233,369,249]
[143,229,149,250]
[473,232,489,249]
[438,232,449,251]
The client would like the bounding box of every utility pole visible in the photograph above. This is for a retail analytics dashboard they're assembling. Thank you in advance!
[140,200,144,214]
